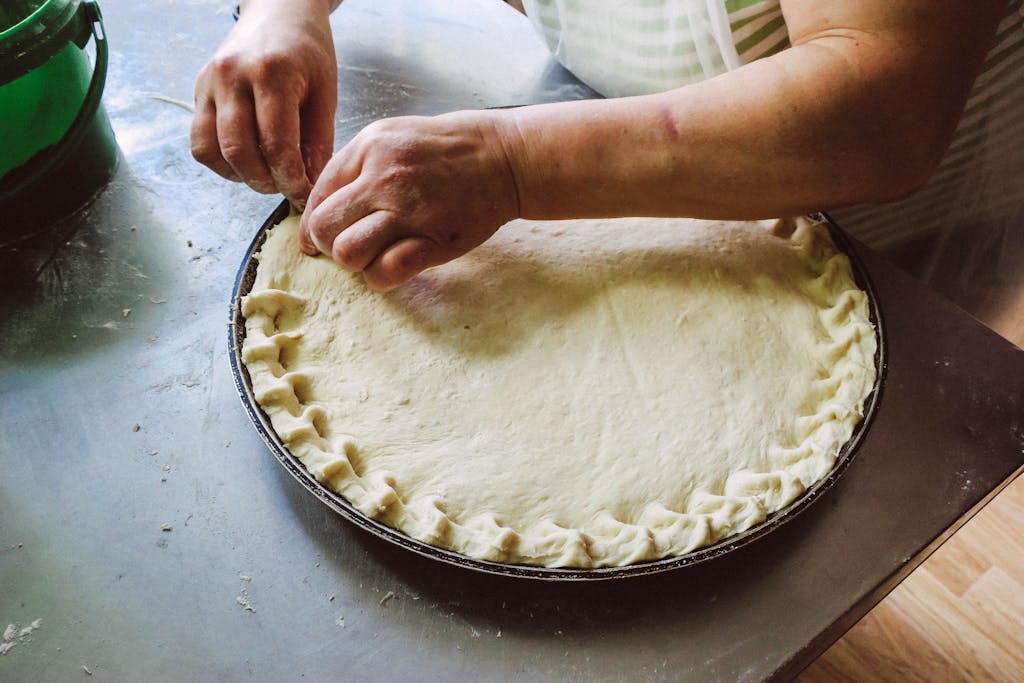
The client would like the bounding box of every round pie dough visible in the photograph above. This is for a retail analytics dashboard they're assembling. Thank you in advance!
[241,215,877,568]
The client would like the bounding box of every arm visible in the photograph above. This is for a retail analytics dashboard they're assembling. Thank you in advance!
[190,0,338,205]
[300,0,1005,290]
[502,0,1007,219]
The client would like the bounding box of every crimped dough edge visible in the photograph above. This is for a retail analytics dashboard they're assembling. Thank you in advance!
[241,216,877,568]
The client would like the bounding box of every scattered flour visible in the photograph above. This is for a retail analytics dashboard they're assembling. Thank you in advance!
[236,573,256,612]
[0,619,42,656]
[235,594,256,613]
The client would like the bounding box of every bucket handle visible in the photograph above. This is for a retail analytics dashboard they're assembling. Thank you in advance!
[0,1,109,203]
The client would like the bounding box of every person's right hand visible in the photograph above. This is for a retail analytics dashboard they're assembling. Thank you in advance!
[190,0,337,207]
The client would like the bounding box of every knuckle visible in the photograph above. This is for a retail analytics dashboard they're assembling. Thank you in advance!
[376,163,419,192]
[392,243,430,274]
[260,136,295,164]
[331,237,364,270]
[359,118,401,145]
[219,140,249,166]
[304,189,325,215]
[379,171,423,211]
[212,49,297,86]
[355,123,383,147]
[190,139,215,165]
[253,50,292,81]
[363,118,391,133]
[211,52,240,79]
[377,164,406,186]
[307,215,335,249]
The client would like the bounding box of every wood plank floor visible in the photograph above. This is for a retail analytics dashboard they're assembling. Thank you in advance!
[798,302,1024,682]
[798,475,1024,682]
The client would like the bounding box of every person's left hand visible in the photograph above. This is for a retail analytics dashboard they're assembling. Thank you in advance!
[299,111,520,291]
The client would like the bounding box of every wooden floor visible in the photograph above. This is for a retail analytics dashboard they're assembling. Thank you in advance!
[799,475,1024,682]
[798,292,1024,682]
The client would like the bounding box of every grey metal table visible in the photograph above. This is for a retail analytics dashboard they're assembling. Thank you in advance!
[1,1,1021,680]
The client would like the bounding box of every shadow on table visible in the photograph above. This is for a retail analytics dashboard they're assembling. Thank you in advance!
[276,452,846,640]
[0,159,179,364]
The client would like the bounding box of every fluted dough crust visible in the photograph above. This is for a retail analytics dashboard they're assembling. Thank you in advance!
[242,215,876,568]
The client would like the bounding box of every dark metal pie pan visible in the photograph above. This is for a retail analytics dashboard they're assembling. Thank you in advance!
[229,199,886,581]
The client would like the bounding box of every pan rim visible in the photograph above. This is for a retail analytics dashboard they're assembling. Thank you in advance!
[227,201,887,581]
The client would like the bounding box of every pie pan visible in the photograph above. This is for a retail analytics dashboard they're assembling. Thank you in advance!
[229,199,887,580]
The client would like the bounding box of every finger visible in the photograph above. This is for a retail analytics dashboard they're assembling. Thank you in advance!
[302,177,373,255]
[253,82,313,205]
[190,94,240,181]
[298,215,319,255]
[299,148,363,254]
[363,236,446,291]
[298,199,321,255]
[299,75,337,185]
[331,210,401,272]
[216,88,276,194]
[306,135,363,215]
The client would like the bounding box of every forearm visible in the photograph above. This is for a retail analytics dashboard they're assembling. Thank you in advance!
[496,32,989,221]
[239,0,335,18]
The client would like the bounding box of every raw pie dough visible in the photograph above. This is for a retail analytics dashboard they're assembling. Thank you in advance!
[241,215,877,568]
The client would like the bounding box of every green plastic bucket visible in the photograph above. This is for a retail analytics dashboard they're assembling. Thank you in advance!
[0,0,118,236]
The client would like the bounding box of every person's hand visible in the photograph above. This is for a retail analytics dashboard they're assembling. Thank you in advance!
[190,0,337,207]
[299,111,521,291]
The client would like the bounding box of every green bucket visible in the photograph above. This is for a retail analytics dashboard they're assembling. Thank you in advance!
[0,0,118,236]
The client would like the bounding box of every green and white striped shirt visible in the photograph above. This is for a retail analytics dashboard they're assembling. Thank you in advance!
[525,0,789,97]
[524,0,1024,255]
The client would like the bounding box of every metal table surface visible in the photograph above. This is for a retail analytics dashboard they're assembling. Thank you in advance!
[1,0,1021,680]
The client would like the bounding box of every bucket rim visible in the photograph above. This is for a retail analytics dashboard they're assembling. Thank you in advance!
[0,0,80,57]
[0,0,75,38]
[0,0,92,86]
